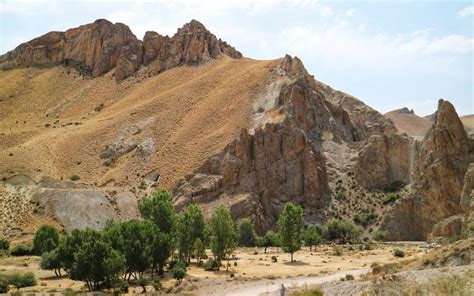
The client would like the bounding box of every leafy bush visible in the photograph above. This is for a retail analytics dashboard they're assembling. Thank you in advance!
[372,230,389,242]
[383,192,398,204]
[393,249,405,257]
[115,280,129,293]
[469,223,474,232]
[345,274,354,281]
[271,256,277,262]
[237,218,257,247]
[1,272,37,290]
[172,261,186,283]
[0,238,9,251]
[10,244,32,256]
[40,250,62,277]
[33,224,60,255]
[203,259,218,271]
[69,175,80,181]
[353,212,377,228]
[324,220,362,244]
[0,277,9,293]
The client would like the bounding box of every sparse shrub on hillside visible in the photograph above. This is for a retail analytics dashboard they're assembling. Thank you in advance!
[372,230,389,242]
[290,287,324,296]
[33,224,60,255]
[0,238,9,251]
[383,181,405,192]
[0,277,9,293]
[278,202,304,262]
[353,212,377,228]
[271,256,277,262]
[383,192,398,204]
[203,259,218,271]
[393,249,405,257]
[10,244,32,256]
[69,175,80,181]
[469,223,474,232]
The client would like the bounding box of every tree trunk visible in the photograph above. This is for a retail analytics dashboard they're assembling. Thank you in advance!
[264,246,267,253]
[158,263,164,276]
[310,245,312,252]
[291,252,293,262]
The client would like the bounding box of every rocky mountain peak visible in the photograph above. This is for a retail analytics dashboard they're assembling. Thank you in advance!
[395,107,414,115]
[0,19,242,80]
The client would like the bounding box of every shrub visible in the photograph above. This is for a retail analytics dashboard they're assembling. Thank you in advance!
[324,220,362,244]
[383,192,398,204]
[3,272,37,290]
[345,274,354,281]
[151,280,162,291]
[372,263,398,275]
[115,280,129,293]
[40,250,62,277]
[172,261,186,283]
[372,230,389,242]
[393,249,405,257]
[69,175,80,181]
[0,277,9,293]
[353,212,377,228]
[0,238,9,251]
[271,256,277,262]
[237,218,257,247]
[203,259,218,271]
[10,244,32,256]
[290,288,324,296]
[469,223,474,232]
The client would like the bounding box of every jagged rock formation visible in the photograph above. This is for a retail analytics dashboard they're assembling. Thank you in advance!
[143,20,241,74]
[355,133,413,190]
[0,19,241,81]
[381,100,473,240]
[460,164,474,237]
[173,121,331,233]
[172,55,397,232]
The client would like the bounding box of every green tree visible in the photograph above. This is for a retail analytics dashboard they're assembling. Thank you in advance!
[324,220,361,244]
[69,229,125,291]
[237,218,257,247]
[303,225,322,252]
[171,261,186,283]
[139,190,176,233]
[33,224,60,255]
[40,249,62,277]
[277,202,304,262]
[258,230,280,253]
[176,204,206,262]
[56,229,88,273]
[103,220,154,280]
[209,205,237,271]
[194,238,205,263]
[139,190,176,277]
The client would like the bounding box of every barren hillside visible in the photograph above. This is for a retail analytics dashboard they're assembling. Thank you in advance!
[384,108,432,137]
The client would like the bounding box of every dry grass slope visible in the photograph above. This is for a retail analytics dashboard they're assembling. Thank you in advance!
[384,110,432,137]
[0,56,278,189]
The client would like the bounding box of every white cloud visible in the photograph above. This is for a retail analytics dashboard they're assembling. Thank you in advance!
[458,5,474,17]
[345,9,355,17]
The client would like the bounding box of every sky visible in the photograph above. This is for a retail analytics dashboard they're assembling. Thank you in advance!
[1,0,473,116]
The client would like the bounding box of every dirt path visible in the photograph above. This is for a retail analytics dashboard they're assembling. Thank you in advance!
[223,268,370,296]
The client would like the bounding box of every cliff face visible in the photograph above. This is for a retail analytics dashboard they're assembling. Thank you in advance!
[0,19,241,81]
[381,100,473,240]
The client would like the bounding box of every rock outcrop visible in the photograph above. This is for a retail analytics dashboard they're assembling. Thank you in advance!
[0,19,143,81]
[173,121,331,233]
[382,99,473,240]
[30,177,139,232]
[460,163,474,237]
[0,19,242,81]
[355,133,413,190]
[143,20,242,74]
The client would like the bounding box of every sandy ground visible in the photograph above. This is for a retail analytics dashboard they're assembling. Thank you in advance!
[0,243,424,295]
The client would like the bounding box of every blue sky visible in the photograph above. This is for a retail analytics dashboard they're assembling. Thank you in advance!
[1,0,473,116]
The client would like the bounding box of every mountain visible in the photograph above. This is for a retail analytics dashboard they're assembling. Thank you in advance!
[461,114,474,135]
[1,19,472,242]
[384,108,433,137]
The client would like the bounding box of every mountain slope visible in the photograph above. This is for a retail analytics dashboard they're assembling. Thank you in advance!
[384,108,432,137]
